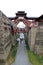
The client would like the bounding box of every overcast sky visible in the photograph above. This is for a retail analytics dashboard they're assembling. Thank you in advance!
[0,0,43,17]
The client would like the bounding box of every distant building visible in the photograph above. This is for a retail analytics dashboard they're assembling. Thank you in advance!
[9,11,43,55]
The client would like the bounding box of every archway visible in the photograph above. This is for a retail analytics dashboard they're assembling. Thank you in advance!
[9,11,39,51]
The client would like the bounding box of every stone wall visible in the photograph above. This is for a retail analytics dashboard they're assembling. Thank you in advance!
[28,27,37,51]
[34,45,43,55]
[28,25,43,55]
[0,11,12,63]
[34,26,43,55]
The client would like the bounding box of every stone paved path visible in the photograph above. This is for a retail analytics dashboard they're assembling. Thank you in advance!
[12,40,31,65]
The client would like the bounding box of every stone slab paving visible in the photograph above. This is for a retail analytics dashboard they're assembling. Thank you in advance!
[12,40,32,65]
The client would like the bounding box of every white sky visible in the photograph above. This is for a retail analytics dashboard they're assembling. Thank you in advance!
[0,0,43,17]
[17,22,26,28]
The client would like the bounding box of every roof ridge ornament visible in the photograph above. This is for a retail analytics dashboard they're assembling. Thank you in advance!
[16,11,27,17]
